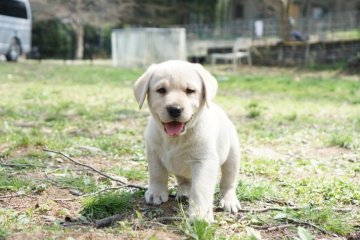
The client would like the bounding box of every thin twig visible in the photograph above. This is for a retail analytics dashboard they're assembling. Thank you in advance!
[0,163,58,169]
[288,218,328,235]
[265,224,292,231]
[95,213,126,228]
[256,216,287,235]
[0,193,37,199]
[53,187,123,201]
[43,171,70,189]
[0,193,25,199]
[43,149,146,191]
[254,217,328,235]
[266,199,294,206]
[253,222,293,234]
[239,206,352,213]
[155,216,183,223]
[239,207,297,213]
[61,221,91,227]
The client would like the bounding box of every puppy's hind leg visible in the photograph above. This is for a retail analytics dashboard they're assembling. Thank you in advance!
[220,142,241,213]
[175,175,191,201]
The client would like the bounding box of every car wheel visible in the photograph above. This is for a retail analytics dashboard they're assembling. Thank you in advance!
[6,39,21,62]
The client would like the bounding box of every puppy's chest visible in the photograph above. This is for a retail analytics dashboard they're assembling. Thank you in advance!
[158,141,194,178]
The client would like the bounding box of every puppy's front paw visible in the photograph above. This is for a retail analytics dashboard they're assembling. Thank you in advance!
[145,188,168,205]
[220,192,241,213]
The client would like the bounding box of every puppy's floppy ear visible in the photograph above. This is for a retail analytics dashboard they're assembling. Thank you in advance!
[193,63,218,107]
[134,64,157,109]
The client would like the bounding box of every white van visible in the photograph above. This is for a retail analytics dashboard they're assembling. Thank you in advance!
[0,0,31,61]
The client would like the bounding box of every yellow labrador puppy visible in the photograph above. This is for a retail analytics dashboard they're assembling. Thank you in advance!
[134,60,240,222]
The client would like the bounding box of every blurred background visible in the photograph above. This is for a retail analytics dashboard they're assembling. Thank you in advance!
[0,0,359,69]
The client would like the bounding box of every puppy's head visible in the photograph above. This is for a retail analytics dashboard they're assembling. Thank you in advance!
[134,60,218,137]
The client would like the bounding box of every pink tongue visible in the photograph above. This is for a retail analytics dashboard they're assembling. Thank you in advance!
[164,122,184,136]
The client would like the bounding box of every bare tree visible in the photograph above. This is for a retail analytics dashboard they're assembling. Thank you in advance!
[262,0,293,41]
[215,0,230,26]
[30,0,135,59]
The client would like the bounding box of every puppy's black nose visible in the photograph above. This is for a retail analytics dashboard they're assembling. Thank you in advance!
[167,105,183,118]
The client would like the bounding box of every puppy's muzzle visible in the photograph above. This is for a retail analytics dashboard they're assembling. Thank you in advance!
[166,105,183,119]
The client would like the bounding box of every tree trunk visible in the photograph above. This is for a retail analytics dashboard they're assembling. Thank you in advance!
[303,0,311,66]
[279,0,292,42]
[75,26,84,60]
[215,0,230,36]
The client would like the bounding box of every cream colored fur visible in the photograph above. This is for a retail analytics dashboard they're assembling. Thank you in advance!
[134,60,241,222]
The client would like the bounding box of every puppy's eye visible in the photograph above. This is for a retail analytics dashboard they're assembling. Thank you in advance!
[186,88,195,94]
[156,87,166,94]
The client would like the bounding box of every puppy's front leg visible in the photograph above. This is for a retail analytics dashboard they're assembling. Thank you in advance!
[145,148,169,205]
[189,161,218,222]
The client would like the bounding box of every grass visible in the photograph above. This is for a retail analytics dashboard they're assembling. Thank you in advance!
[0,62,359,239]
[0,172,34,192]
[182,220,218,240]
[80,191,137,220]
[328,131,354,149]
[55,175,99,193]
[273,206,353,235]
[236,180,273,202]
[245,101,262,119]
[295,207,353,235]
[111,166,147,181]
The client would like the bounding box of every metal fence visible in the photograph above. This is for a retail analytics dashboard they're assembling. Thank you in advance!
[111,28,186,67]
[186,11,360,65]
[186,10,360,42]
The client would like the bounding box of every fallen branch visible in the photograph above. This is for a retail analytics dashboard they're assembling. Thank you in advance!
[255,216,287,235]
[239,207,293,213]
[239,206,352,213]
[61,221,91,227]
[0,193,25,199]
[43,149,146,191]
[0,163,55,169]
[95,213,125,228]
[254,217,329,235]
[288,218,329,235]
[0,192,37,199]
[53,187,123,201]
[254,224,292,231]
[265,224,292,231]
[155,216,183,223]
[266,199,294,206]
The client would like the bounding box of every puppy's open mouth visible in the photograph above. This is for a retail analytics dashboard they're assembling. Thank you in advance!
[163,121,186,136]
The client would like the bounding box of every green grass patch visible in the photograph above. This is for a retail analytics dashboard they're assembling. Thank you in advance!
[242,158,282,177]
[8,129,46,150]
[0,172,32,192]
[236,179,273,202]
[111,166,147,181]
[0,209,32,235]
[56,175,99,193]
[354,116,360,130]
[181,219,217,240]
[245,101,263,119]
[288,177,360,205]
[328,132,354,149]
[220,72,360,104]
[80,191,138,220]
[4,157,44,170]
[285,207,354,235]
